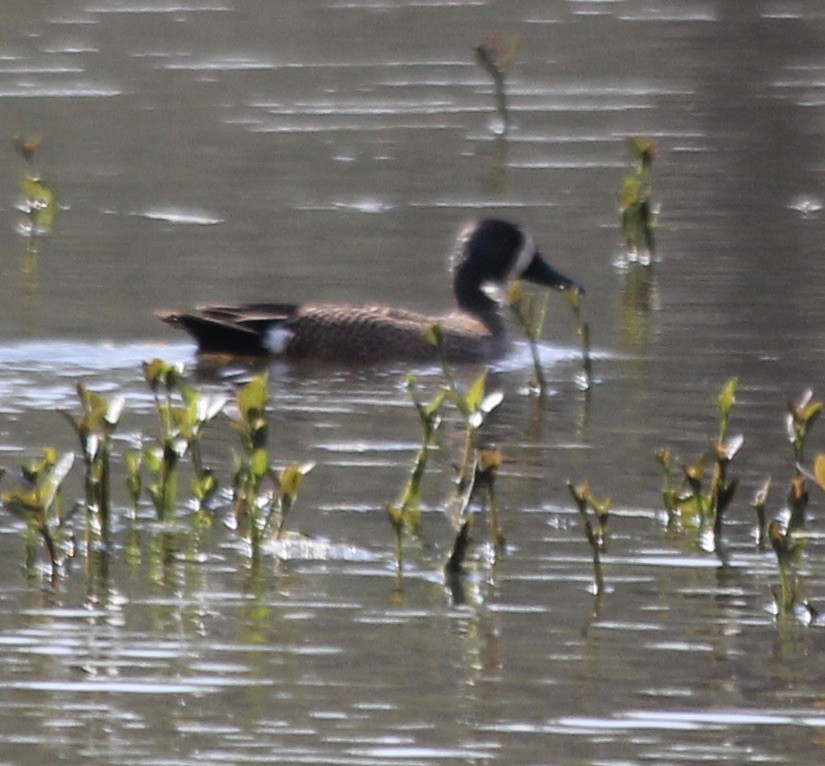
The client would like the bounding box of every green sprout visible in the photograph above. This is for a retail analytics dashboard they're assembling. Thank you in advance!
[444,447,504,576]
[474,34,520,136]
[565,288,593,392]
[13,136,59,291]
[230,372,270,533]
[568,480,610,596]
[655,448,679,523]
[768,489,808,616]
[507,280,550,396]
[766,451,825,621]
[619,137,657,264]
[230,372,313,557]
[777,390,822,537]
[140,360,188,521]
[786,389,822,471]
[138,359,226,522]
[425,324,503,496]
[656,377,742,555]
[751,477,771,550]
[2,449,75,582]
[386,374,447,584]
[124,450,143,516]
[62,382,124,548]
[14,138,57,236]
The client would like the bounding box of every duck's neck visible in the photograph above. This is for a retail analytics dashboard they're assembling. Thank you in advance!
[453,272,507,338]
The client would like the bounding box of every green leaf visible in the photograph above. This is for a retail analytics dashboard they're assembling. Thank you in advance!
[39,451,74,512]
[142,358,169,391]
[465,371,488,413]
[125,451,142,476]
[237,373,269,422]
[192,471,217,500]
[21,176,59,232]
[801,400,823,426]
[716,377,738,420]
[143,445,163,474]
[278,462,314,500]
[424,389,447,419]
[565,288,581,311]
[250,448,269,479]
[813,453,825,490]
[506,280,523,309]
[386,503,404,529]
[628,136,656,167]
[423,323,442,348]
[620,176,641,209]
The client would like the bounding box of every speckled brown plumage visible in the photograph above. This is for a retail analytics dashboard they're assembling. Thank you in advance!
[284,305,503,362]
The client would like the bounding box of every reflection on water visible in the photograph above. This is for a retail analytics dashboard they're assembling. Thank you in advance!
[0,1,823,764]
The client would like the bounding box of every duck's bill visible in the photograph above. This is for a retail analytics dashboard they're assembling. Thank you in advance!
[521,252,585,295]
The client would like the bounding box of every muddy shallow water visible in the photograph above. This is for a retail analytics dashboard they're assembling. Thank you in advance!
[0,1,824,764]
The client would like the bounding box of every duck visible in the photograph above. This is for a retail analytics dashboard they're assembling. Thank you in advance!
[156,218,584,363]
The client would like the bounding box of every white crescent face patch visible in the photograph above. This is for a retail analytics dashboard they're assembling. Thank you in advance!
[264,326,294,354]
[509,231,536,280]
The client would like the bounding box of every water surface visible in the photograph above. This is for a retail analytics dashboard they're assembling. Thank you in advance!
[0,1,824,764]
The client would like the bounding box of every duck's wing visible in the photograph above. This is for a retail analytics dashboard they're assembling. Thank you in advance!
[156,303,299,356]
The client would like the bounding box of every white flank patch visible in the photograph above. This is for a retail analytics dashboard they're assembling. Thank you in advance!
[264,326,294,354]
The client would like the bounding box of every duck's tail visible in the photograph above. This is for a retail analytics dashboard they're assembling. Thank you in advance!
[156,303,298,356]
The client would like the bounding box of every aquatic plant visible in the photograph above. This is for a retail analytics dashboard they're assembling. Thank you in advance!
[62,382,124,548]
[2,449,75,581]
[618,137,657,264]
[386,374,447,582]
[230,372,269,533]
[425,324,503,496]
[751,477,771,550]
[444,447,504,575]
[138,359,188,521]
[786,389,822,478]
[230,372,314,555]
[137,359,226,522]
[13,136,59,290]
[474,35,520,136]
[656,377,741,555]
[124,451,143,516]
[388,327,504,585]
[567,480,610,595]
[508,278,592,395]
[433,329,506,572]
[565,288,593,392]
[507,280,550,396]
[768,480,810,617]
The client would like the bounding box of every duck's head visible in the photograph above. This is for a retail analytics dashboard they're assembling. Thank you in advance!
[451,219,584,310]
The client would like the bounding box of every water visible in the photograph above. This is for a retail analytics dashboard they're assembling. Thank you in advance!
[0,1,824,764]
